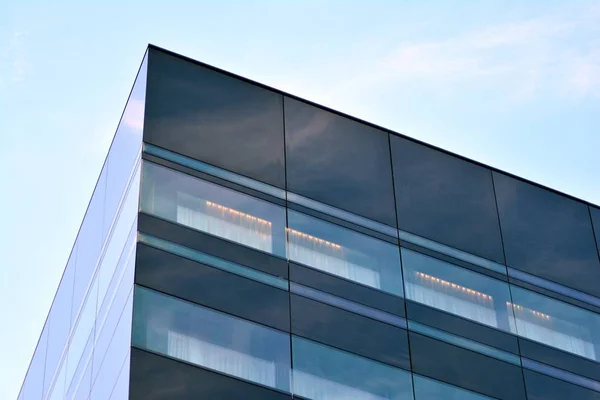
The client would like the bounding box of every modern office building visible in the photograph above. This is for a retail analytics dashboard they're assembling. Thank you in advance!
[17,45,600,399]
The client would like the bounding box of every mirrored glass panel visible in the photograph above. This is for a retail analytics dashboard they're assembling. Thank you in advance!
[145,48,285,188]
[284,97,397,226]
[292,336,413,400]
[141,161,287,257]
[391,136,504,263]
[493,172,600,297]
[510,285,600,361]
[401,249,515,332]
[44,253,75,396]
[591,207,600,254]
[287,210,403,296]
[413,374,492,399]
[132,286,291,392]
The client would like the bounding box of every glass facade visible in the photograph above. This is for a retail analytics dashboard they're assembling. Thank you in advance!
[17,51,146,399]
[19,46,600,400]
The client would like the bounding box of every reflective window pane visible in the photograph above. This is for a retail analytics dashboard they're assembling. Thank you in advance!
[401,248,515,333]
[67,278,98,389]
[44,252,75,396]
[72,166,106,323]
[510,285,600,362]
[132,286,291,392]
[141,161,287,257]
[104,53,145,239]
[591,206,600,254]
[391,136,504,263]
[292,336,413,400]
[23,325,48,400]
[288,210,403,296]
[493,172,600,297]
[284,97,397,226]
[413,374,492,399]
[145,48,285,188]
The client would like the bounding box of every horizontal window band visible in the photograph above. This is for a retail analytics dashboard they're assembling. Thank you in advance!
[523,358,600,393]
[143,143,397,238]
[137,233,289,290]
[143,143,286,199]
[399,230,507,275]
[508,267,600,309]
[408,321,521,366]
[286,192,398,238]
[290,282,407,329]
[131,346,293,395]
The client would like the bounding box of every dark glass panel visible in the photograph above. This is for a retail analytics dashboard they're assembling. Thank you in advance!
[409,332,527,399]
[413,374,492,399]
[138,213,288,279]
[292,336,413,399]
[290,262,405,317]
[524,369,600,400]
[132,286,291,392]
[401,249,515,333]
[288,210,403,296]
[406,301,519,354]
[391,136,504,263]
[141,161,287,257]
[129,348,291,400]
[493,172,600,296]
[520,337,600,382]
[145,48,285,188]
[290,294,410,369]
[591,206,600,256]
[135,244,290,331]
[284,97,396,226]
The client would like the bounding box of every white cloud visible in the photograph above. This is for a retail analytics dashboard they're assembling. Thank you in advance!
[329,6,600,102]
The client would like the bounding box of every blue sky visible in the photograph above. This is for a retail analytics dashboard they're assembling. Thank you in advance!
[1,1,599,398]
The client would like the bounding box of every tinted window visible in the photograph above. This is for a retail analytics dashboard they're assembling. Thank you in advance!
[288,210,403,296]
[285,97,396,226]
[132,286,291,392]
[292,336,414,400]
[291,294,410,369]
[591,206,600,255]
[135,244,290,331]
[510,285,600,362]
[413,374,491,399]
[391,136,504,263]
[141,161,287,257]
[130,348,291,400]
[145,48,285,188]
[401,249,515,333]
[524,369,600,400]
[409,332,527,399]
[493,172,600,296]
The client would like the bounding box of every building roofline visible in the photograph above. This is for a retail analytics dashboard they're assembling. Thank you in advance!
[147,43,599,210]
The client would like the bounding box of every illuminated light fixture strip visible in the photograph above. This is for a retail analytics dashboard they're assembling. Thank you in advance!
[286,227,342,249]
[415,271,493,300]
[205,201,272,226]
[506,301,551,320]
